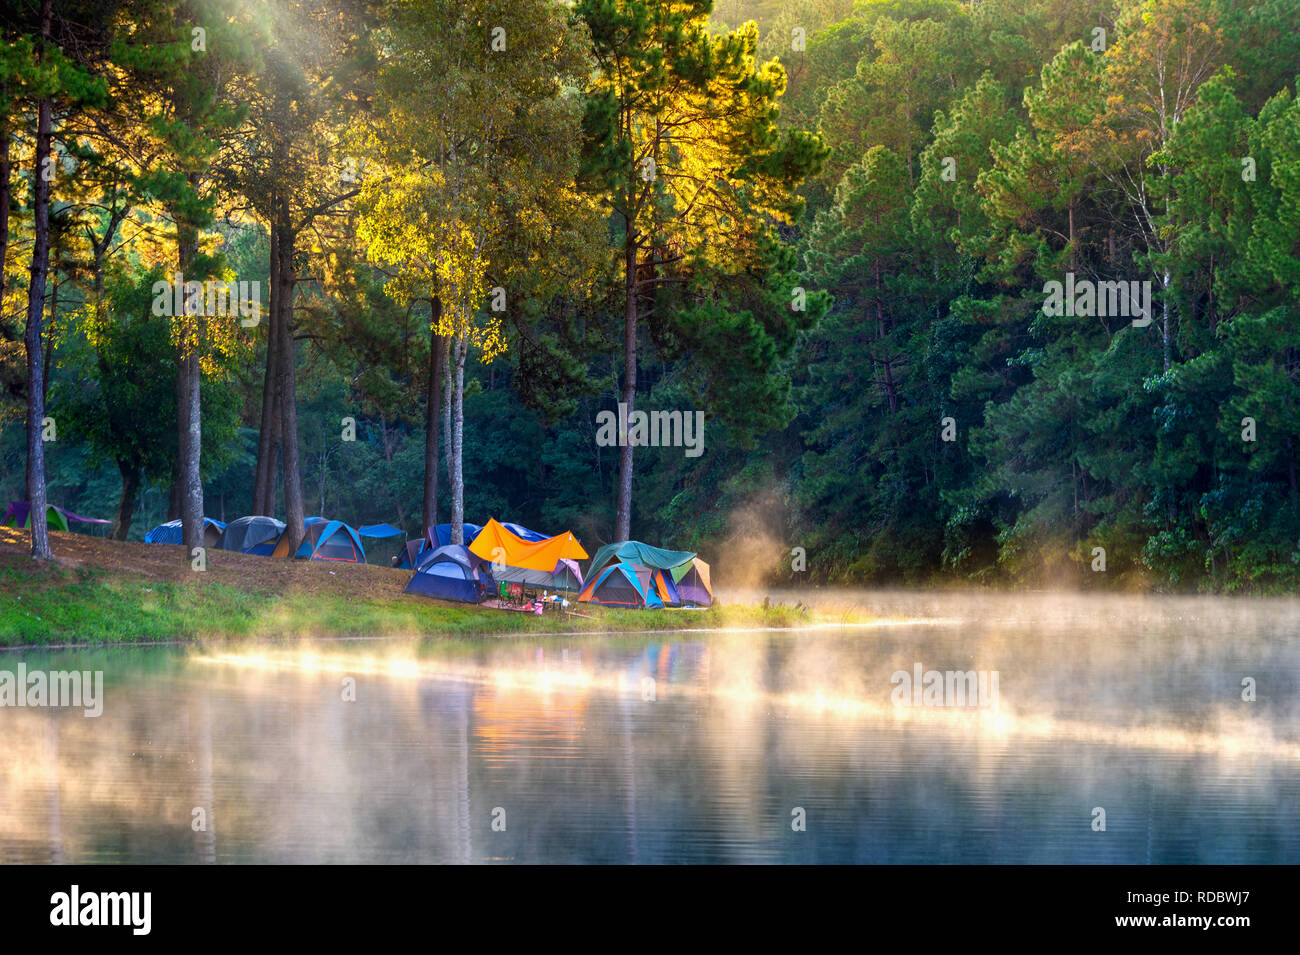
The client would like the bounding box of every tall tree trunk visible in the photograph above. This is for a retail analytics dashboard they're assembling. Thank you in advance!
[175,331,190,530]
[422,298,443,533]
[174,187,205,555]
[267,377,283,514]
[260,371,282,514]
[442,333,452,488]
[177,212,204,556]
[113,462,141,541]
[450,332,466,545]
[276,210,306,555]
[23,6,54,561]
[614,229,637,542]
[253,222,282,515]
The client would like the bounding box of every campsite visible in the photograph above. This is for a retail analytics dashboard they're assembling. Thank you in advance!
[166,508,691,607]
[0,522,806,646]
[141,510,719,616]
[8,497,718,618]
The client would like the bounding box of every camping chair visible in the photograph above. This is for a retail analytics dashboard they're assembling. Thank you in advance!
[495,579,525,608]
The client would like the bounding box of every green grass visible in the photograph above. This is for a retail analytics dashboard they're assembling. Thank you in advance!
[0,565,828,647]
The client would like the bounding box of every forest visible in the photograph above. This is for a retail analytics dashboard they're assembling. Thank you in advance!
[1,0,1297,592]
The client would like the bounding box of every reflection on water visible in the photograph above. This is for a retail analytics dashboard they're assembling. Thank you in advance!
[1,593,1298,863]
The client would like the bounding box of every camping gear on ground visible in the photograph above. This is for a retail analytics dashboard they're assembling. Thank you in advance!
[670,557,713,607]
[577,562,664,609]
[3,502,111,533]
[491,579,527,608]
[405,545,492,603]
[217,516,286,554]
[144,517,226,548]
[274,519,365,562]
[468,518,588,572]
[586,540,696,579]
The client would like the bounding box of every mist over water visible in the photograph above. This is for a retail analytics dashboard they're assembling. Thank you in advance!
[1,592,1297,863]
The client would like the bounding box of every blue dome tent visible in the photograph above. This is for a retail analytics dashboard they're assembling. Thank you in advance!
[404,545,492,603]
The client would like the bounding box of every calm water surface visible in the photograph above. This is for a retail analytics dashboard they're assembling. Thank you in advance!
[2,593,1297,863]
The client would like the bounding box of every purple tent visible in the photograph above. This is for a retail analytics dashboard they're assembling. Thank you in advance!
[3,501,110,531]
[552,558,584,591]
[669,557,713,607]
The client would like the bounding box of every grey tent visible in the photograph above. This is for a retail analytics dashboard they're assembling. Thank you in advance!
[218,515,286,554]
[489,564,556,588]
[489,558,584,591]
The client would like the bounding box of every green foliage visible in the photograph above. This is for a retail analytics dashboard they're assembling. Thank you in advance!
[782,0,1300,591]
[4,0,1298,594]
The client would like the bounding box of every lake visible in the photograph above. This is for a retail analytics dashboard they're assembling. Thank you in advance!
[2,592,1297,863]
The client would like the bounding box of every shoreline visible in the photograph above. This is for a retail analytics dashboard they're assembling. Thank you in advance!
[0,527,843,647]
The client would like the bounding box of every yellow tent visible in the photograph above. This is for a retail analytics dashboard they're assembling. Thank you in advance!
[468,518,588,571]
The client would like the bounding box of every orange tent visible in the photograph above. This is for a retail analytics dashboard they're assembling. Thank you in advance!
[468,518,588,571]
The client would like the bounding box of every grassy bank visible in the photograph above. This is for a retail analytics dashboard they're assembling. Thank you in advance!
[0,528,827,646]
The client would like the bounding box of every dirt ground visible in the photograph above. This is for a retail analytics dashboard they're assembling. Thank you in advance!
[0,526,415,600]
